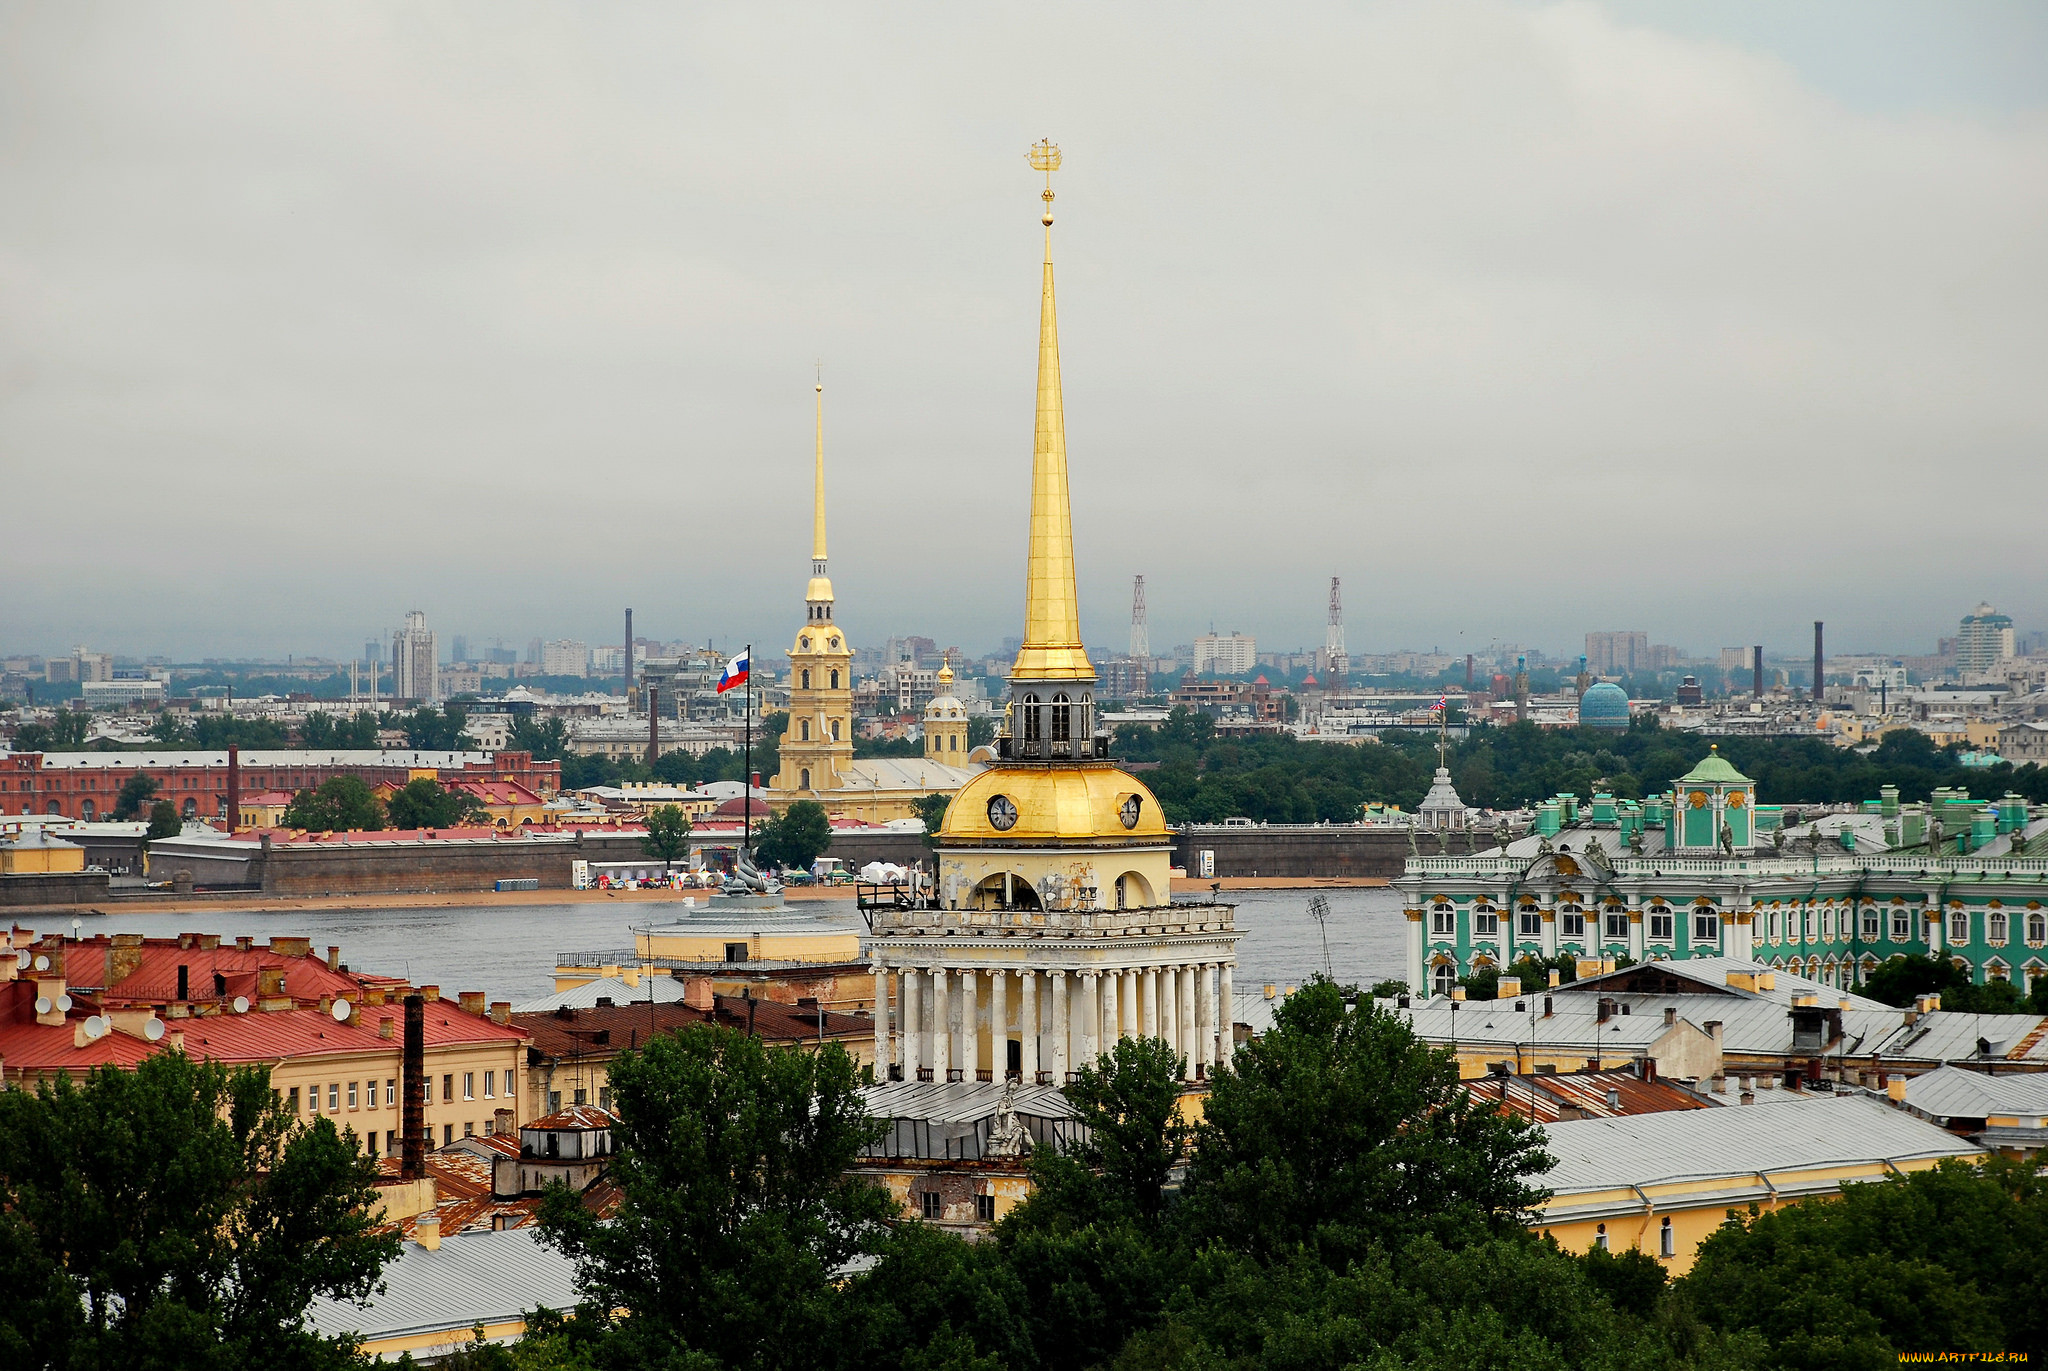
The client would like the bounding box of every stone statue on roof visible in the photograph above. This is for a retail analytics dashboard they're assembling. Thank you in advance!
[985,1077,1029,1158]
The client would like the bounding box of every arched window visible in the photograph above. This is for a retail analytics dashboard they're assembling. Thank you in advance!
[801,669,811,690]
[799,719,811,741]
[181,798,197,820]
[80,800,95,821]
[1660,1217,1675,1259]
[1988,911,2008,944]
[46,801,61,816]
[2027,911,2046,943]
[1431,903,1454,936]
[1022,694,1042,744]
[829,718,840,741]
[1594,1223,1608,1252]
[948,734,957,752]
[829,669,840,689]
[1051,693,1071,743]
[1950,909,1970,945]
[800,768,811,790]
[1432,962,1456,996]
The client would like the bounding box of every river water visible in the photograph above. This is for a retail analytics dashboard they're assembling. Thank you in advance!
[59,887,1408,1004]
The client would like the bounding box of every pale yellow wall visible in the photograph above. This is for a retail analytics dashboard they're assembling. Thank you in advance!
[0,840,86,874]
[263,1037,530,1153]
[1533,1157,1950,1275]
[634,925,860,963]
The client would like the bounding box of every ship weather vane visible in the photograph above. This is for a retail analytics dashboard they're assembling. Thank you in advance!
[1028,138,1061,225]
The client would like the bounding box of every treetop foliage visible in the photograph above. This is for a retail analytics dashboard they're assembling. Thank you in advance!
[1110,709,2048,825]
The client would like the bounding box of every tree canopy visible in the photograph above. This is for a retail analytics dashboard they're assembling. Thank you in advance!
[111,771,160,820]
[0,1052,398,1369]
[754,799,832,872]
[640,804,692,871]
[281,775,386,832]
[384,777,486,830]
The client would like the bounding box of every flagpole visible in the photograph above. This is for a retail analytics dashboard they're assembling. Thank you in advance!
[743,643,753,861]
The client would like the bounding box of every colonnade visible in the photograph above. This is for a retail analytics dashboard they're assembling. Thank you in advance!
[870,961,1232,1084]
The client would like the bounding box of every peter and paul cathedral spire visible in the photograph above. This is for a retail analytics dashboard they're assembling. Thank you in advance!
[1012,138,1094,685]
[807,371,833,609]
[773,372,853,797]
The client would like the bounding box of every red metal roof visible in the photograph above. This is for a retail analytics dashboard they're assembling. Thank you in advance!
[54,935,365,1004]
[1465,1068,1709,1123]
[524,1104,616,1131]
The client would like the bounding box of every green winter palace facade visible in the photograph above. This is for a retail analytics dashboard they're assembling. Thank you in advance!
[1395,748,2048,999]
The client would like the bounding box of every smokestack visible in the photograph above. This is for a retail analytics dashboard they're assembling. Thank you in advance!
[1465,654,1473,688]
[226,745,240,831]
[1753,646,1764,699]
[1813,620,1824,703]
[402,993,426,1180]
[647,684,660,767]
[624,608,633,698]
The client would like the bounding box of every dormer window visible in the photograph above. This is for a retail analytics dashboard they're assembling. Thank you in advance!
[801,636,813,652]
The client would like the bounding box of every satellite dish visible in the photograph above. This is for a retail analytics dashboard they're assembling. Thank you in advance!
[56,994,73,1013]
[232,996,250,1013]
[13,951,28,969]
[331,999,352,1023]
[34,996,51,1014]
[144,1018,166,1041]
[83,1016,106,1039]
[34,954,50,971]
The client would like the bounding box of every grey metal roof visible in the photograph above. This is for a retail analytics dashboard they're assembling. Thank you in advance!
[1567,957,1894,1013]
[1902,1065,2048,1123]
[304,1227,579,1343]
[1868,1009,2048,1064]
[513,975,693,1014]
[1540,1095,1980,1196]
[860,1079,1074,1124]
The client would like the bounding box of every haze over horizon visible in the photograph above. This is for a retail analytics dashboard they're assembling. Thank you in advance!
[4,2,2045,663]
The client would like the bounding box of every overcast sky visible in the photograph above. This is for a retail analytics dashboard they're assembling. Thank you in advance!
[3,1,2044,664]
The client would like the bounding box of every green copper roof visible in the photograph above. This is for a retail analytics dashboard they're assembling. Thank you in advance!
[1678,746,1751,786]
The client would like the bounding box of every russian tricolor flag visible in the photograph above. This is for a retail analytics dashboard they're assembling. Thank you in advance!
[717,649,750,694]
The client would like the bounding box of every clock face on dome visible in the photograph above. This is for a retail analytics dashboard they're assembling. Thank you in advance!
[1119,795,1142,829]
[987,795,1018,831]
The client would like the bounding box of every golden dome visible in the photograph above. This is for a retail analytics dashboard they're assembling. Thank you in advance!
[938,764,1168,845]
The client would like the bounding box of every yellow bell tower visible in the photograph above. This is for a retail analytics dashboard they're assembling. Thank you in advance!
[923,654,969,764]
[771,378,854,796]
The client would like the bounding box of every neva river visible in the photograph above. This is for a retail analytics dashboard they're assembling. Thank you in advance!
[68,887,1408,1004]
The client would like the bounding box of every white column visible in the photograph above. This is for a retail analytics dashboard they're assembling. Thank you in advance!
[872,964,889,1078]
[1100,969,1118,1047]
[1217,962,1234,1064]
[901,966,919,1079]
[1121,969,1139,1040]
[1158,964,1176,1058]
[931,967,950,1081]
[1077,971,1098,1068]
[1193,964,1211,1076]
[1405,911,1425,1000]
[1143,966,1160,1039]
[992,968,1009,1078]
[1629,905,1646,961]
[1020,970,1040,1081]
[1177,965,1196,1080]
[955,968,975,1080]
[1050,970,1069,1080]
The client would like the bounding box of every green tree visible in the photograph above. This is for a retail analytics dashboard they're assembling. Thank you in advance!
[147,713,194,747]
[535,1023,891,1369]
[1861,955,2042,1015]
[385,777,485,830]
[145,800,181,841]
[110,772,160,821]
[509,714,570,760]
[282,775,386,832]
[640,804,693,874]
[754,799,832,872]
[13,722,54,752]
[402,704,475,751]
[192,715,290,748]
[1010,1036,1189,1235]
[910,793,950,850]
[0,1052,398,1369]
[1679,1156,2048,1366]
[300,711,379,750]
[51,710,90,748]
[1178,977,1553,1265]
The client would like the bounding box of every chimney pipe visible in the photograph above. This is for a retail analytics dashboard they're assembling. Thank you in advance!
[624,607,633,698]
[1753,646,1764,699]
[1813,621,1824,703]
[226,745,241,832]
[177,964,188,1001]
[402,993,426,1180]
[647,684,660,767]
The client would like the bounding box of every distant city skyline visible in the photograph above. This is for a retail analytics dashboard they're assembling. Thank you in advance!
[4,5,2044,657]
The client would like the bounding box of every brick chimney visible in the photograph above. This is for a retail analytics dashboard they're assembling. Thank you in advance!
[489,1001,511,1025]
[683,977,714,1011]
[459,991,486,1016]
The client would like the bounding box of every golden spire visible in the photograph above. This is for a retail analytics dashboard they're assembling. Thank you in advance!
[1013,139,1094,682]
[806,370,833,604]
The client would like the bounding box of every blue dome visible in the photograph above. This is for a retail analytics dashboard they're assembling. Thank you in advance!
[1579,682,1630,730]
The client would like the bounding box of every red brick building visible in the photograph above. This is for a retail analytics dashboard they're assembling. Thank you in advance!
[1,749,561,822]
